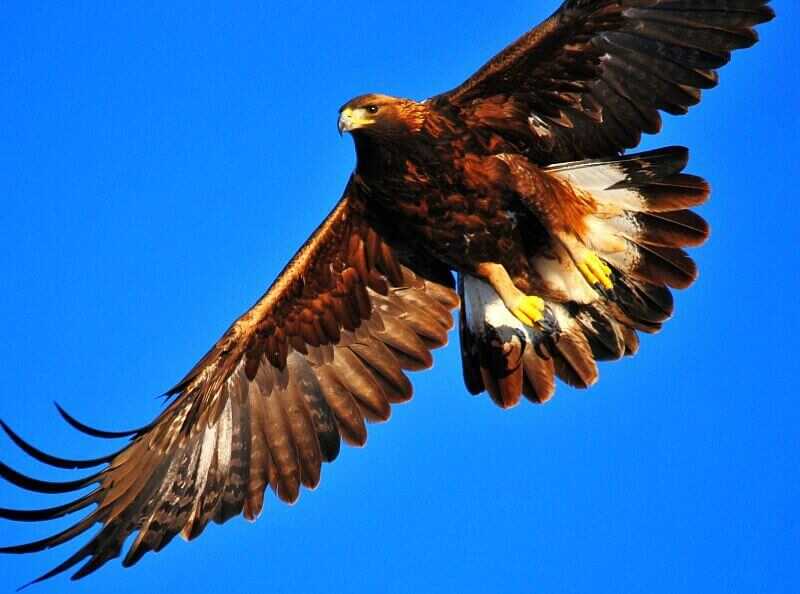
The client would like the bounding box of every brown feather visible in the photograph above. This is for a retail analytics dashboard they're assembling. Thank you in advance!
[553,328,599,389]
[316,366,368,447]
[278,382,322,491]
[435,0,773,162]
[635,210,710,248]
[261,380,301,504]
[485,337,525,410]
[349,342,412,404]
[330,348,391,423]
[244,383,269,521]
[522,350,556,405]
[374,313,434,370]
[633,244,699,290]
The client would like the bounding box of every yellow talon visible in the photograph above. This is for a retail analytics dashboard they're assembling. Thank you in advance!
[512,295,546,326]
[579,252,613,290]
[473,262,548,328]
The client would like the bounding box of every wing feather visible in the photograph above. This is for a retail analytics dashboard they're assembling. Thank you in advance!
[0,181,458,584]
[435,0,774,161]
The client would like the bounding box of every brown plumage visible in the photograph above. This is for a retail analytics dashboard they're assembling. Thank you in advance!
[0,0,773,585]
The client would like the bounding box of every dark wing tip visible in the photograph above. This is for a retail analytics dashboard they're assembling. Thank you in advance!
[0,490,100,523]
[0,461,100,495]
[54,402,146,439]
[0,419,118,470]
[15,542,96,590]
[760,4,776,24]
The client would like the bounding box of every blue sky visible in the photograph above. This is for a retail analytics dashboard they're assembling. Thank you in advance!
[0,2,796,593]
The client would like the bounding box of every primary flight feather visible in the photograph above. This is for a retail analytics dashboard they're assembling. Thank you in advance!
[0,0,774,585]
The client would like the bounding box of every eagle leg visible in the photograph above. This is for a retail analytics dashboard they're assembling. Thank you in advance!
[556,232,615,294]
[474,262,546,327]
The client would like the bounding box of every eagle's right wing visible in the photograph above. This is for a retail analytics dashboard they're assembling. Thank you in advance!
[0,180,458,585]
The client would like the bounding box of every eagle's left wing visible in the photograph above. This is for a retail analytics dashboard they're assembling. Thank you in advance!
[433,0,774,162]
[0,182,458,585]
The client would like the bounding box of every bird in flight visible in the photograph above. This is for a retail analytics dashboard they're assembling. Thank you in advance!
[0,0,774,586]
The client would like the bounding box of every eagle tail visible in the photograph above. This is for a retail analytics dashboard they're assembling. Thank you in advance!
[459,275,625,408]
[459,274,557,409]
[460,147,709,408]
[547,146,710,291]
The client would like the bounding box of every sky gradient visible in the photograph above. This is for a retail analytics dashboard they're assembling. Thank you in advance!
[0,2,797,593]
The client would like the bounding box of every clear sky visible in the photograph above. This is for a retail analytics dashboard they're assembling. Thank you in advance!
[0,2,796,593]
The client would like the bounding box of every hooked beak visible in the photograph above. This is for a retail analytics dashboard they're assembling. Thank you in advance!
[338,109,353,136]
[338,107,374,136]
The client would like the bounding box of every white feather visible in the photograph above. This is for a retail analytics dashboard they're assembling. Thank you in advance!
[547,161,649,274]
[463,275,522,333]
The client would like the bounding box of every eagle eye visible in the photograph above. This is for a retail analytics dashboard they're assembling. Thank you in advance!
[366,105,379,114]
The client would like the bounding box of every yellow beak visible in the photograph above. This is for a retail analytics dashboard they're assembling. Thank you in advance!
[338,108,373,135]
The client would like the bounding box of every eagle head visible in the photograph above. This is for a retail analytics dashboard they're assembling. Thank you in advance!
[338,94,427,137]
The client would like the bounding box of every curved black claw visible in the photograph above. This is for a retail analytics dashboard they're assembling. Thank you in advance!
[594,267,623,302]
[593,282,617,302]
[532,307,560,359]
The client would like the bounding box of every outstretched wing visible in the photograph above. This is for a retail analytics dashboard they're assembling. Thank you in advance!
[0,181,458,585]
[434,0,774,162]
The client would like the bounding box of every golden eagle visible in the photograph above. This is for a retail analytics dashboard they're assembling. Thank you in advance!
[0,0,774,585]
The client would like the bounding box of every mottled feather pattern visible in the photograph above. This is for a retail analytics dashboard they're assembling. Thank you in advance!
[460,146,710,407]
[0,189,458,585]
[0,0,772,585]
[438,0,774,161]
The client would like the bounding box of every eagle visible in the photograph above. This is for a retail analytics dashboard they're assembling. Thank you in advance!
[0,0,773,585]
